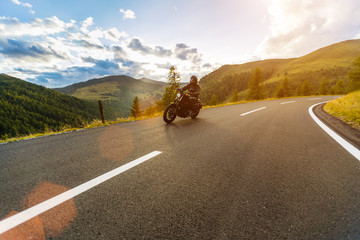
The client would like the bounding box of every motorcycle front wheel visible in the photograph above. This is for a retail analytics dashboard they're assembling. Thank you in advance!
[163,104,177,123]
[191,108,200,119]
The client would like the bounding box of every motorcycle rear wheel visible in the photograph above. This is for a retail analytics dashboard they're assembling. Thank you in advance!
[163,104,177,123]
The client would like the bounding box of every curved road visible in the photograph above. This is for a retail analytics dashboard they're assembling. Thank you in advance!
[0,96,359,239]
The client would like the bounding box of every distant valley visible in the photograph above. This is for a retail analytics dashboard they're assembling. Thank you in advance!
[54,75,167,120]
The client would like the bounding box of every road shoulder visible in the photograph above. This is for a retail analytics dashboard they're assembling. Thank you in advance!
[313,103,360,149]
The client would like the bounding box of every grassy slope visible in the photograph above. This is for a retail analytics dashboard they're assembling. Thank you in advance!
[286,39,360,70]
[200,39,360,102]
[55,76,166,119]
[200,59,294,87]
[270,39,360,84]
[324,90,360,130]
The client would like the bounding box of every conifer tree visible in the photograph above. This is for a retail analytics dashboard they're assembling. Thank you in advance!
[295,84,302,96]
[162,66,181,108]
[130,96,141,118]
[319,77,329,95]
[331,79,346,94]
[282,77,291,97]
[209,94,218,105]
[247,67,265,100]
[230,89,239,102]
[274,84,285,98]
[301,80,312,96]
[274,77,291,98]
[348,55,360,91]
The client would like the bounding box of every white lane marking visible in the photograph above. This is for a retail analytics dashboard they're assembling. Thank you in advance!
[308,98,322,100]
[0,151,162,235]
[240,107,266,116]
[309,102,360,161]
[281,101,296,105]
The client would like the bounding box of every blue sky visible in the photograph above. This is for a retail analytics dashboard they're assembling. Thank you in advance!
[1,0,360,87]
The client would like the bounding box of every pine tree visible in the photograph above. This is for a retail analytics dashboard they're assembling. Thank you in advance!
[247,67,265,100]
[274,84,285,98]
[230,89,239,102]
[130,96,141,118]
[209,94,218,105]
[331,79,346,94]
[318,77,329,95]
[295,84,302,96]
[348,55,360,91]
[282,77,291,97]
[162,66,181,108]
[274,77,291,98]
[301,80,312,96]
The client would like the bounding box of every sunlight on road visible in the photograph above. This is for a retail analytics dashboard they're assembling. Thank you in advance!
[0,211,45,240]
[1,182,76,239]
[99,125,134,162]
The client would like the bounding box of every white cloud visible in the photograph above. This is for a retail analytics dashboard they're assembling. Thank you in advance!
[22,2,32,8]
[120,9,136,20]
[11,0,35,14]
[0,16,75,37]
[174,43,202,64]
[105,27,128,41]
[0,14,212,87]
[257,0,360,58]
[80,17,94,33]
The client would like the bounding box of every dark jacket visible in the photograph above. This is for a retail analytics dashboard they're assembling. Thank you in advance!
[181,82,201,98]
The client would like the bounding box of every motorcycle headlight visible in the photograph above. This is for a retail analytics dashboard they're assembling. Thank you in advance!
[177,92,181,98]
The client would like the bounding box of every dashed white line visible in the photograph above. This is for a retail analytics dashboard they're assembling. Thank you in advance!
[0,151,162,235]
[280,101,296,105]
[240,107,266,116]
[309,102,360,161]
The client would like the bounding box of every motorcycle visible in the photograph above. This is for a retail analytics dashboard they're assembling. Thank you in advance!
[163,89,203,123]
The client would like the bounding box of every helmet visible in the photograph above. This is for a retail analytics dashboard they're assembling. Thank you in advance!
[190,75,198,84]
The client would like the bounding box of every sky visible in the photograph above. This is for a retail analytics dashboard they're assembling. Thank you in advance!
[0,0,360,88]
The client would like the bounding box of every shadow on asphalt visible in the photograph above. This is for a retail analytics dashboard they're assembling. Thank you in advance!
[162,117,218,145]
[164,117,205,128]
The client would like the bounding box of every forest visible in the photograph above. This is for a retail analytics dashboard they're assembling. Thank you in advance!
[199,66,352,105]
[0,74,99,139]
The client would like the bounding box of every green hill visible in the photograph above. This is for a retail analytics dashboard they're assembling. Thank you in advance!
[0,74,99,140]
[54,75,167,119]
[200,39,360,104]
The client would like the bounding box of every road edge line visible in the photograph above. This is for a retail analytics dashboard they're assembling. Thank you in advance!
[240,107,266,116]
[0,151,162,235]
[309,102,360,161]
[280,101,296,105]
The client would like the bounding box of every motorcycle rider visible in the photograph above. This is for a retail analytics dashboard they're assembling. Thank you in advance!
[180,75,201,113]
[181,75,200,98]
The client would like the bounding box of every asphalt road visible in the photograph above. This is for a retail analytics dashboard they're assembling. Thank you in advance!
[1,96,360,239]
